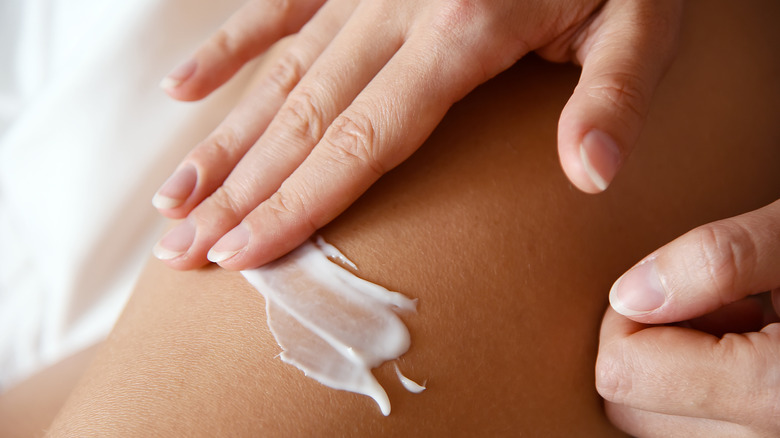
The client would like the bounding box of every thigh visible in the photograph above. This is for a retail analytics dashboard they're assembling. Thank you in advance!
[25,0,780,436]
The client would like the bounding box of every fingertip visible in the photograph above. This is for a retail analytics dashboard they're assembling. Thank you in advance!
[152,193,185,211]
[152,240,185,261]
[608,277,644,318]
[558,128,624,194]
[557,107,624,194]
[608,258,667,319]
[579,129,622,192]
[207,224,250,267]
[159,57,221,102]
[160,59,198,95]
[153,164,198,214]
[153,220,196,263]
[216,206,319,271]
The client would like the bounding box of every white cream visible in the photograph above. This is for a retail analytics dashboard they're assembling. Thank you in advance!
[241,237,423,416]
[394,363,427,393]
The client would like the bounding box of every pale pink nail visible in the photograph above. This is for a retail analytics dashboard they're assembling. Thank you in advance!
[153,220,196,260]
[580,129,622,191]
[152,164,197,210]
[609,257,667,316]
[159,59,197,90]
[208,224,250,263]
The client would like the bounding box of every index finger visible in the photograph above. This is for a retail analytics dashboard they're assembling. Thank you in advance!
[596,307,780,426]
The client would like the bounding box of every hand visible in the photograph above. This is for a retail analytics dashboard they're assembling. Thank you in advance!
[596,199,780,437]
[152,0,683,270]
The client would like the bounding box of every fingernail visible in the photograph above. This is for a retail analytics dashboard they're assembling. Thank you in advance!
[153,220,196,260]
[159,59,197,90]
[152,164,198,210]
[208,224,250,263]
[609,257,667,316]
[580,129,622,191]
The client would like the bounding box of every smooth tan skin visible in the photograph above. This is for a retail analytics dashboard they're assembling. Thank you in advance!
[2,0,778,436]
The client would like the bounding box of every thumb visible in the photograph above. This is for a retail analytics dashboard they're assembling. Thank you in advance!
[557,0,683,193]
[609,199,780,324]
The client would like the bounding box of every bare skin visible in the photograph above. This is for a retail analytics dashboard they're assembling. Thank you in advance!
[1,0,778,436]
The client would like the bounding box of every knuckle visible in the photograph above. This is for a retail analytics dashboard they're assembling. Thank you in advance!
[194,127,243,164]
[690,221,758,305]
[587,72,648,122]
[277,89,326,144]
[212,0,294,61]
[265,189,317,232]
[267,190,302,216]
[211,28,245,60]
[267,0,292,14]
[431,0,480,33]
[211,28,232,54]
[265,50,306,96]
[202,184,251,226]
[322,113,384,177]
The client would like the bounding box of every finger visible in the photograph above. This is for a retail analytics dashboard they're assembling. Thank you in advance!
[597,307,780,426]
[160,0,325,101]
[604,401,750,438]
[155,1,407,269]
[609,199,780,324]
[557,0,683,193]
[152,1,350,217]
[208,18,500,269]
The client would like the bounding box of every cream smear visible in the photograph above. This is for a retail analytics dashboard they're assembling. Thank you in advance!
[241,237,424,416]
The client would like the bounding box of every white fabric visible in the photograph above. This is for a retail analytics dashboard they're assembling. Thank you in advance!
[0,0,254,390]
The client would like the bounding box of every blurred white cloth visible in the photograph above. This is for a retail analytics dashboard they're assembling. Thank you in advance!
[0,0,254,390]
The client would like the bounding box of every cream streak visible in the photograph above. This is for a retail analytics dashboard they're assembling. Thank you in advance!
[241,237,424,416]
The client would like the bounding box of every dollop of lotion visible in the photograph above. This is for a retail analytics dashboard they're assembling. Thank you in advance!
[241,237,423,416]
